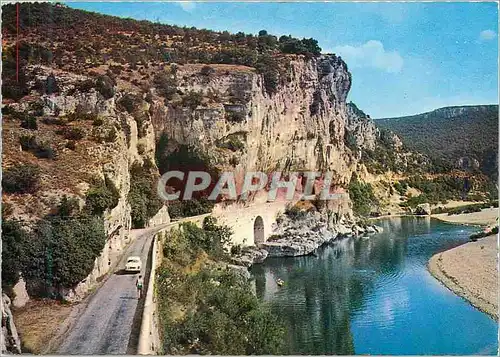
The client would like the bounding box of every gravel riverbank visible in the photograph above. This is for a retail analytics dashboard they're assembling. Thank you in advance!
[428,234,498,320]
[432,207,498,226]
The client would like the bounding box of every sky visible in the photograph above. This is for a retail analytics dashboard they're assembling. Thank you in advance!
[69,2,498,118]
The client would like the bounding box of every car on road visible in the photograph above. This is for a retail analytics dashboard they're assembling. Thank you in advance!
[125,256,142,273]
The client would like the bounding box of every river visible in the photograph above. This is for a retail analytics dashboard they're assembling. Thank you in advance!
[250,217,498,355]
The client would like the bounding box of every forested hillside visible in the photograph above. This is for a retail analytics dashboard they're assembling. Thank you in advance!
[375,105,498,180]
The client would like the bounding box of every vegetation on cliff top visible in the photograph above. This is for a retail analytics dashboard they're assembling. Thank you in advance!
[2,3,328,98]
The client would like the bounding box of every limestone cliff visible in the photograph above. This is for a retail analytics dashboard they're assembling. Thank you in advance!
[2,65,170,301]
[152,56,362,187]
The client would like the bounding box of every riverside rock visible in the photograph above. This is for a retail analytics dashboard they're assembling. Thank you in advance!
[232,247,269,267]
[415,203,432,216]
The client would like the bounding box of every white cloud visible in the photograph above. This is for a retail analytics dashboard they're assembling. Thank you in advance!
[479,29,497,41]
[177,2,196,12]
[332,40,404,73]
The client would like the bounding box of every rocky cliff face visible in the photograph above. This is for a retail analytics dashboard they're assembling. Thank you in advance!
[2,65,169,301]
[3,54,394,300]
[152,55,363,187]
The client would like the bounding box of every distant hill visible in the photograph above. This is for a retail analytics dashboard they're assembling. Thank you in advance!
[376,105,498,179]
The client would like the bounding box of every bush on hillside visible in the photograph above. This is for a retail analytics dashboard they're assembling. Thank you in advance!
[1,220,29,287]
[20,114,38,130]
[96,74,115,99]
[348,176,378,216]
[2,163,41,194]
[19,134,55,159]
[181,91,203,110]
[153,72,177,100]
[2,215,106,297]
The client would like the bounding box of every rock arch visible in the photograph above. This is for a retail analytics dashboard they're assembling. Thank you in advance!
[253,216,265,245]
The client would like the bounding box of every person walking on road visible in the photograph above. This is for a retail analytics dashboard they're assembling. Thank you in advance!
[136,275,144,299]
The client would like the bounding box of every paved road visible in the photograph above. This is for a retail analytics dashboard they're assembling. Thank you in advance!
[57,225,163,355]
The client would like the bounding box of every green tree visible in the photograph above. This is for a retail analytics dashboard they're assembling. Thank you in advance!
[128,161,163,228]
[84,177,119,215]
[1,220,28,287]
[348,175,378,216]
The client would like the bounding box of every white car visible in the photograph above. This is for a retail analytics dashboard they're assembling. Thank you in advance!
[125,256,142,273]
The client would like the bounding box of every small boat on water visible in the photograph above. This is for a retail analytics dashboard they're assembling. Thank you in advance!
[276,278,284,287]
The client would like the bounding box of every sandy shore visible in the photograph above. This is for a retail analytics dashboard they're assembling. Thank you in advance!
[432,207,498,226]
[428,234,498,320]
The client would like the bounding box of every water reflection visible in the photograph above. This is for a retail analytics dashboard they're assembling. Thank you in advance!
[251,217,498,355]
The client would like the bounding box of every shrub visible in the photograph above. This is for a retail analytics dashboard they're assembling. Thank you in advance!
[60,127,85,140]
[158,264,284,355]
[393,181,408,196]
[42,117,67,125]
[134,111,148,138]
[2,219,28,287]
[56,195,80,217]
[105,127,117,142]
[153,72,177,100]
[96,74,115,99]
[216,133,246,152]
[285,205,307,220]
[181,91,203,110]
[92,117,104,126]
[46,73,59,95]
[255,55,279,95]
[118,93,141,114]
[2,163,41,194]
[200,65,215,76]
[20,114,38,130]
[348,175,378,216]
[167,198,214,219]
[19,135,54,159]
[66,140,76,150]
[2,80,29,101]
[84,177,120,215]
[230,244,242,256]
[23,215,106,296]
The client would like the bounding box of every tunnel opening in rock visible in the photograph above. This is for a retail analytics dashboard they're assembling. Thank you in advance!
[254,216,265,245]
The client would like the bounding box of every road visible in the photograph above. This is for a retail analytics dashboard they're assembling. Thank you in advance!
[57,225,163,355]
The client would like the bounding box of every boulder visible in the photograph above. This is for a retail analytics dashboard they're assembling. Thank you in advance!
[1,294,21,355]
[415,203,432,216]
[232,247,268,267]
[365,226,377,234]
[227,264,251,280]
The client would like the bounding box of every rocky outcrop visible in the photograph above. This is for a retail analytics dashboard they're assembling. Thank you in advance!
[346,102,378,151]
[147,205,170,227]
[1,294,21,355]
[231,247,269,267]
[415,203,432,216]
[260,210,382,258]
